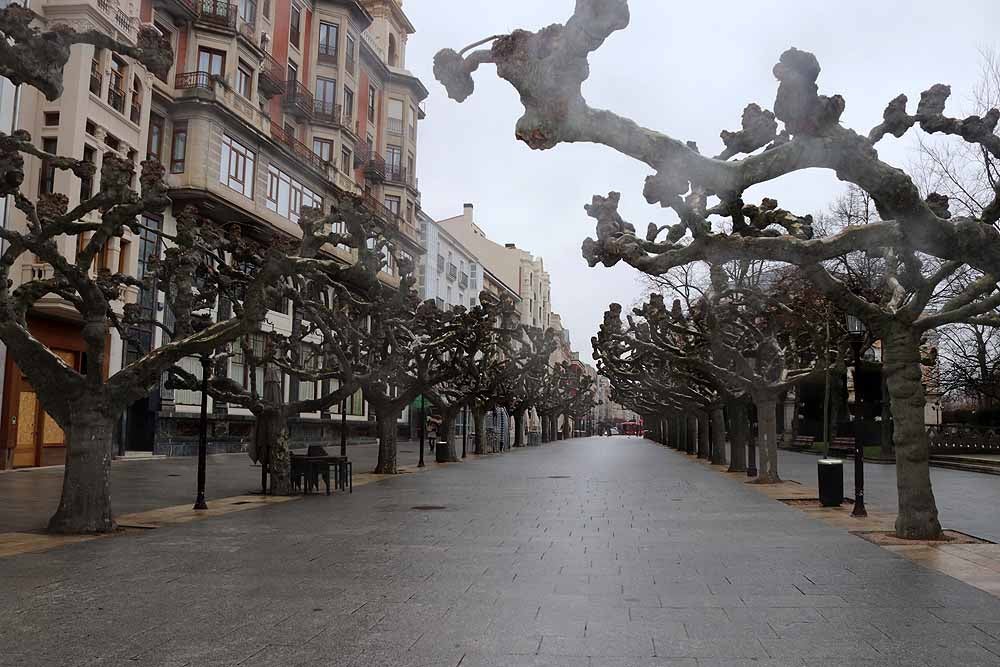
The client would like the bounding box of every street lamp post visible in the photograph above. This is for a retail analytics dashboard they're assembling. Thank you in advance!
[846,314,868,518]
[193,353,211,511]
[340,397,348,458]
[418,396,425,468]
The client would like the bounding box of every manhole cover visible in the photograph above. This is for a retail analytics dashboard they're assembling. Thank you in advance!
[411,505,446,511]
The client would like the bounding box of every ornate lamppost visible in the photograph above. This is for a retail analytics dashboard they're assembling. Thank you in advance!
[193,353,211,510]
[846,314,868,518]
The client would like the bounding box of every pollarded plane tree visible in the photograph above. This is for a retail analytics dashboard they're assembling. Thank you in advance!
[167,203,391,494]
[593,298,733,464]
[434,0,1000,538]
[423,292,517,461]
[500,326,559,447]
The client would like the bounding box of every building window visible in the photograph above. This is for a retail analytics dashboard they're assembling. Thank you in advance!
[367,84,376,122]
[313,138,334,162]
[346,33,356,72]
[108,57,126,113]
[236,61,253,99]
[43,112,59,126]
[130,75,142,123]
[340,146,352,173]
[315,76,336,114]
[220,134,255,198]
[387,98,403,135]
[289,6,300,48]
[147,114,164,162]
[386,144,401,178]
[409,105,417,137]
[318,22,338,61]
[89,52,103,95]
[266,164,321,223]
[343,86,354,120]
[229,334,266,394]
[80,145,96,200]
[261,0,269,19]
[198,47,225,77]
[298,344,320,402]
[39,137,57,195]
[405,201,414,223]
[384,195,400,215]
[170,122,187,173]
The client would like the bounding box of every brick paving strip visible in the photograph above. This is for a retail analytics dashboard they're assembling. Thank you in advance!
[0,459,454,558]
[667,446,1000,599]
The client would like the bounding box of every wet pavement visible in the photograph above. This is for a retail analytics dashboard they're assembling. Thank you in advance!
[2,436,999,666]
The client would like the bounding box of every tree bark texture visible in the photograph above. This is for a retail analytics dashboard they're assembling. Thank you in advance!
[883,325,942,540]
[697,412,710,459]
[473,407,487,455]
[47,400,116,534]
[269,421,292,495]
[753,397,781,484]
[436,413,459,463]
[374,406,401,474]
[710,406,728,466]
[727,401,748,473]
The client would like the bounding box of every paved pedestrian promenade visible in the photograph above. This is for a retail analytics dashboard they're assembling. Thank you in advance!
[2,437,1000,666]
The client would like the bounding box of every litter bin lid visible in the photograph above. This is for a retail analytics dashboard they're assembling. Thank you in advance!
[818,458,844,464]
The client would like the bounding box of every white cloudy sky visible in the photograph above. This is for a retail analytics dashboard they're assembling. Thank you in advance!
[402,0,1000,359]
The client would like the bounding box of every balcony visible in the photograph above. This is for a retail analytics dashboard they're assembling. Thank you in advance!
[459,273,469,290]
[318,42,338,65]
[270,122,324,174]
[387,117,404,137]
[96,0,137,40]
[313,101,342,127]
[175,71,214,91]
[385,165,416,189]
[436,255,445,273]
[446,264,457,282]
[354,144,385,181]
[281,80,314,119]
[258,51,285,98]
[195,0,237,31]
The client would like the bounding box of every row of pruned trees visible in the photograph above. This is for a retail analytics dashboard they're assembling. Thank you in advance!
[435,0,1000,539]
[0,10,595,534]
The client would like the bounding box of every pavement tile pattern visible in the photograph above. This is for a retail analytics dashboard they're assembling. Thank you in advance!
[1,436,999,666]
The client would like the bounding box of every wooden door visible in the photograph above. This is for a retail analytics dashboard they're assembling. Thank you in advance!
[8,349,75,467]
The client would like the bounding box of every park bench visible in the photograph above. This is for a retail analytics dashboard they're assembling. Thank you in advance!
[291,446,352,495]
[828,437,856,459]
[789,435,815,452]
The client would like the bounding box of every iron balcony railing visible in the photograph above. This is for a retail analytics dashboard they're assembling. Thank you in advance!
[281,80,314,119]
[384,165,416,188]
[387,117,404,136]
[313,101,342,126]
[318,42,338,64]
[354,144,385,180]
[258,51,285,97]
[458,274,469,290]
[175,71,214,90]
[447,264,457,282]
[196,0,236,29]
[270,122,324,173]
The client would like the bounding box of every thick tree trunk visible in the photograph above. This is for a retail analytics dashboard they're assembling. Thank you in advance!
[473,407,487,455]
[710,406,727,466]
[697,412,710,459]
[513,409,525,447]
[883,325,942,540]
[269,421,292,495]
[727,401,748,473]
[374,406,401,474]
[436,412,459,463]
[47,400,116,534]
[753,397,781,484]
[685,413,696,454]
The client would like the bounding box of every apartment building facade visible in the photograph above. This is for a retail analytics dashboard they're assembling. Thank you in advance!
[1,0,428,466]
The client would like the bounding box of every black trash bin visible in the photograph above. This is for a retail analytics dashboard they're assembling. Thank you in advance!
[818,458,844,507]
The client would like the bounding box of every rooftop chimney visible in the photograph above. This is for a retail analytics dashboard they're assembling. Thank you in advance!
[463,203,474,223]
[505,243,516,249]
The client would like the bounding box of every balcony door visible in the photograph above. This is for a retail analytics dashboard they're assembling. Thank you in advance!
[316,77,336,114]
[386,144,402,177]
[198,48,226,77]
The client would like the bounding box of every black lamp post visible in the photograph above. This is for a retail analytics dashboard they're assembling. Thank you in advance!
[846,314,868,518]
[193,353,211,511]
[340,397,348,458]
[417,396,425,468]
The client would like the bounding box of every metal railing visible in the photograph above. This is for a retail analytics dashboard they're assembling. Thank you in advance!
[387,117,404,136]
[318,42,338,64]
[270,122,324,173]
[258,51,285,97]
[313,101,342,126]
[281,80,314,118]
[447,264,457,281]
[384,165,416,188]
[196,0,236,29]
[354,144,385,180]
[175,71,214,90]
[96,0,137,38]
[459,274,469,289]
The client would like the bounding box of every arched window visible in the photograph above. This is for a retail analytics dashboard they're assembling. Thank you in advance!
[388,33,398,67]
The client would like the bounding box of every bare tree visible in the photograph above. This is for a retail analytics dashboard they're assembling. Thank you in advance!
[434,1,1000,538]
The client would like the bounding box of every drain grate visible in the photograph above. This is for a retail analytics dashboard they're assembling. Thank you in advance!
[411,505,446,511]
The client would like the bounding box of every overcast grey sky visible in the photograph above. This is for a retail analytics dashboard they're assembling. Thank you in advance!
[403,0,1000,358]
